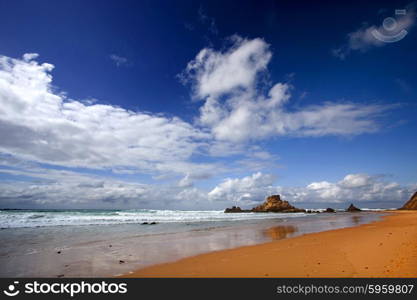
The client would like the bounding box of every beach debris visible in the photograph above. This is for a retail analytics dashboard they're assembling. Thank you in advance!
[141,221,158,225]
[225,195,305,213]
[400,191,417,210]
[306,209,321,213]
[119,260,125,264]
[346,204,361,212]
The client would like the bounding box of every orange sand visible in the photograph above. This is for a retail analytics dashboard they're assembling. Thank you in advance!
[124,211,417,277]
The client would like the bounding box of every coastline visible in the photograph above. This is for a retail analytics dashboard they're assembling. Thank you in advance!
[123,210,417,277]
[0,210,383,277]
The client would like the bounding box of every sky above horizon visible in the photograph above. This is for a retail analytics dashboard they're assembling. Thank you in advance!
[0,0,416,209]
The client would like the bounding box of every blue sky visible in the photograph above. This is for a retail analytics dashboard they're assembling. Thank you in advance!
[0,0,416,209]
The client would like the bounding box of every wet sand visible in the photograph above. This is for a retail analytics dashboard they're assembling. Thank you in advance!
[1,212,382,277]
[125,211,417,277]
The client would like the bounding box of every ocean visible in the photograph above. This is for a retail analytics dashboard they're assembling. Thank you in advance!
[0,209,387,277]
[0,209,313,229]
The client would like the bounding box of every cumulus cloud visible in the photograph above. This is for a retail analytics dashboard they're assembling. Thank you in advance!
[0,53,211,177]
[182,36,271,99]
[283,173,415,206]
[0,163,208,209]
[0,40,403,209]
[182,36,391,142]
[333,4,416,59]
[208,172,277,205]
[0,161,414,209]
[207,172,415,208]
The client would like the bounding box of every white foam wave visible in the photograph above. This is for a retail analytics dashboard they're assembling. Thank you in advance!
[0,209,307,228]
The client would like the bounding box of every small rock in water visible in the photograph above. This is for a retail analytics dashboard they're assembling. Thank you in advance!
[141,222,148,225]
[150,222,157,225]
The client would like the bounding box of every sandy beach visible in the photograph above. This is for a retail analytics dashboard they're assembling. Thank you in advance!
[124,210,417,277]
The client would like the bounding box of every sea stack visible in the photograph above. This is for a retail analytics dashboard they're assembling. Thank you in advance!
[224,206,245,213]
[346,203,361,212]
[224,195,305,213]
[400,191,417,210]
[251,195,305,213]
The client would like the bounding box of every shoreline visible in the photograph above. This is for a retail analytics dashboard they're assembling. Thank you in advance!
[0,210,383,277]
[123,210,417,277]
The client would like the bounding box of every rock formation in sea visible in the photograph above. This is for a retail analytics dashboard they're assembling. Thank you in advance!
[400,191,417,210]
[224,206,246,213]
[224,195,305,213]
[346,203,361,212]
[324,208,335,213]
[251,195,305,212]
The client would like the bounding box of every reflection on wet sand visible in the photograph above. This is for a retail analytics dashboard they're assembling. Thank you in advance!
[351,215,363,225]
[263,225,298,240]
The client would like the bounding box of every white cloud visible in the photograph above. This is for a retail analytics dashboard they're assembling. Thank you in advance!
[0,39,405,209]
[109,54,129,66]
[0,53,210,177]
[284,173,415,205]
[178,174,193,188]
[0,164,209,209]
[208,172,277,205]
[339,173,373,188]
[182,36,390,143]
[333,4,416,59]
[207,172,415,208]
[0,161,414,209]
[182,36,271,99]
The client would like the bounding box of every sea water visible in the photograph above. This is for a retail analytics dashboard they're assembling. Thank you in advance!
[0,209,387,277]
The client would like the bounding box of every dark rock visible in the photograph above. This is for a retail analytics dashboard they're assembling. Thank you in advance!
[251,195,305,213]
[57,251,61,254]
[57,274,64,278]
[225,206,246,213]
[150,222,157,225]
[324,208,335,213]
[400,191,417,210]
[119,260,125,264]
[141,222,148,225]
[346,204,361,212]
[225,195,305,213]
